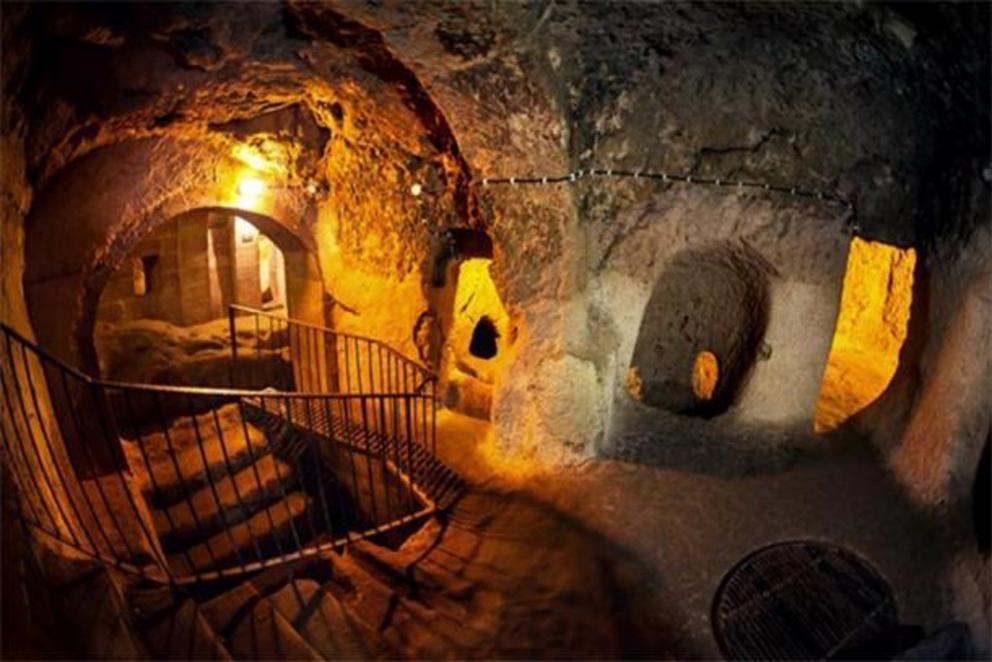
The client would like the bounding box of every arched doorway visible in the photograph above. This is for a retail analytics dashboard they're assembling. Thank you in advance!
[91,208,321,386]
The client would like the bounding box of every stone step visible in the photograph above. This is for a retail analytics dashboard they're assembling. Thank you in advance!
[326,550,399,641]
[138,597,233,660]
[200,579,321,660]
[51,561,150,659]
[168,491,313,578]
[268,579,373,660]
[152,453,296,550]
[123,403,273,509]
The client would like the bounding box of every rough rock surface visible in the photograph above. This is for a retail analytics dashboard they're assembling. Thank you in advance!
[1,2,989,656]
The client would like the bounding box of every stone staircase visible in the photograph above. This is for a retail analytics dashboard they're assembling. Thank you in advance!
[122,394,463,563]
[124,403,331,579]
[124,540,427,660]
[246,396,466,510]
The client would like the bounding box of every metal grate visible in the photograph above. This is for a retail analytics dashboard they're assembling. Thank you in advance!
[711,541,897,660]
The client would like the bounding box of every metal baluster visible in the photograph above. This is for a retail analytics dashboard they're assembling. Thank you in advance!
[422,375,429,456]
[401,362,410,447]
[366,342,374,399]
[18,347,98,555]
[0,344,58,533]
[376,394,392,523]
[303,398,335,543]
[394,379,413,511]
[322,396,352,542]
[256,395,305,552]
[152,392,215,582]
[234,398,289,565]
[187,394,249,574]
[404,396,416,510]
[431,378,437,456]
[357,395,378,524]
[391,393,408,512]
[353,337,360,394]
[120,390,183,580]
[287,322,296,390]
[251,313,272,388]
[281,395,321,546]
[0,363,44,527]
[267,315,275,389]
[4,335,79,545]
[342,336,352,394]
[210,406,265,564]
[311,327,321,393]
[294,323,303,391]
[337,397,363,533]
[55,370,133,568]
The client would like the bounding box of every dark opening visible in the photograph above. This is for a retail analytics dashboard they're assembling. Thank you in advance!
[469,316,499,359]
[140,254,159,294]
[974,435,990,555]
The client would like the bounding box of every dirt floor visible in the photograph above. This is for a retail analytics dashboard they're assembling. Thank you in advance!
[423,409,955,658]
[87,321,966,656]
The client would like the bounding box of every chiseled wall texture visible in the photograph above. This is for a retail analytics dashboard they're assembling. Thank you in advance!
[1,8,989,633]
[0,0,989,646]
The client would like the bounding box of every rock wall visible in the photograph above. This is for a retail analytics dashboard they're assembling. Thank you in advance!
[2,0,986,480]
[1,0,990,649]
[9,2,471,375]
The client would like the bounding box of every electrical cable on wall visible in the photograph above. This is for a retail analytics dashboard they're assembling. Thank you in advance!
[466,166,860,231]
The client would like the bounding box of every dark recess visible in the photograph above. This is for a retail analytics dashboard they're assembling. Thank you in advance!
[974,434,990,555]
[469,316,499,360]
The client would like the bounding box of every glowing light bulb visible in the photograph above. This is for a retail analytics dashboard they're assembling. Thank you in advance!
[238,176,266,198]
[410,182,423,197]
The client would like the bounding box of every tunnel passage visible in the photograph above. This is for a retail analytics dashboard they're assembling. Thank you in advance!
[441,257,510,420]
[93,209,306,386]
[814,237,916,433]
[627,243,772,418]
[90,207,322,383]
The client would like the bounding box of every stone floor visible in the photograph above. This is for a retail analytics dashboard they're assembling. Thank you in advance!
[433,408,957,657]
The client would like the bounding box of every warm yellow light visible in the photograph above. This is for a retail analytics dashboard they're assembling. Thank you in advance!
[238,176,266,198]
[692,350,719,401]
[232,143,280,174]
[448,258,510,383]
[234,216,259,243]
[814,237,916,433]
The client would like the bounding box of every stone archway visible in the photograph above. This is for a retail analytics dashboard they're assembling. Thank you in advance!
[89,206,325,384]
[22,137,320,376]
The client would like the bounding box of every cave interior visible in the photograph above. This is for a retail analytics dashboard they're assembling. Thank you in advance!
[1,1,990,660]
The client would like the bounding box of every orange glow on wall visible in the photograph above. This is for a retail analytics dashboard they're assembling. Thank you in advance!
[448,259,510,380]
[443,259,511,421]
[814,237,916,433]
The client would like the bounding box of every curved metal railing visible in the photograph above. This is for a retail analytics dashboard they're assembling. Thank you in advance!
[0,308,440,585]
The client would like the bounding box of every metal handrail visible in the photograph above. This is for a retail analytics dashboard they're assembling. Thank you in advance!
[0,312,441,586]
[0,321,433,399]
[228,304,437,381]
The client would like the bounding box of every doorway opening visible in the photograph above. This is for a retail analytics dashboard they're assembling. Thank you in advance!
[814,237,916,433]
[93,209,291,384]
[442,258,510,420]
